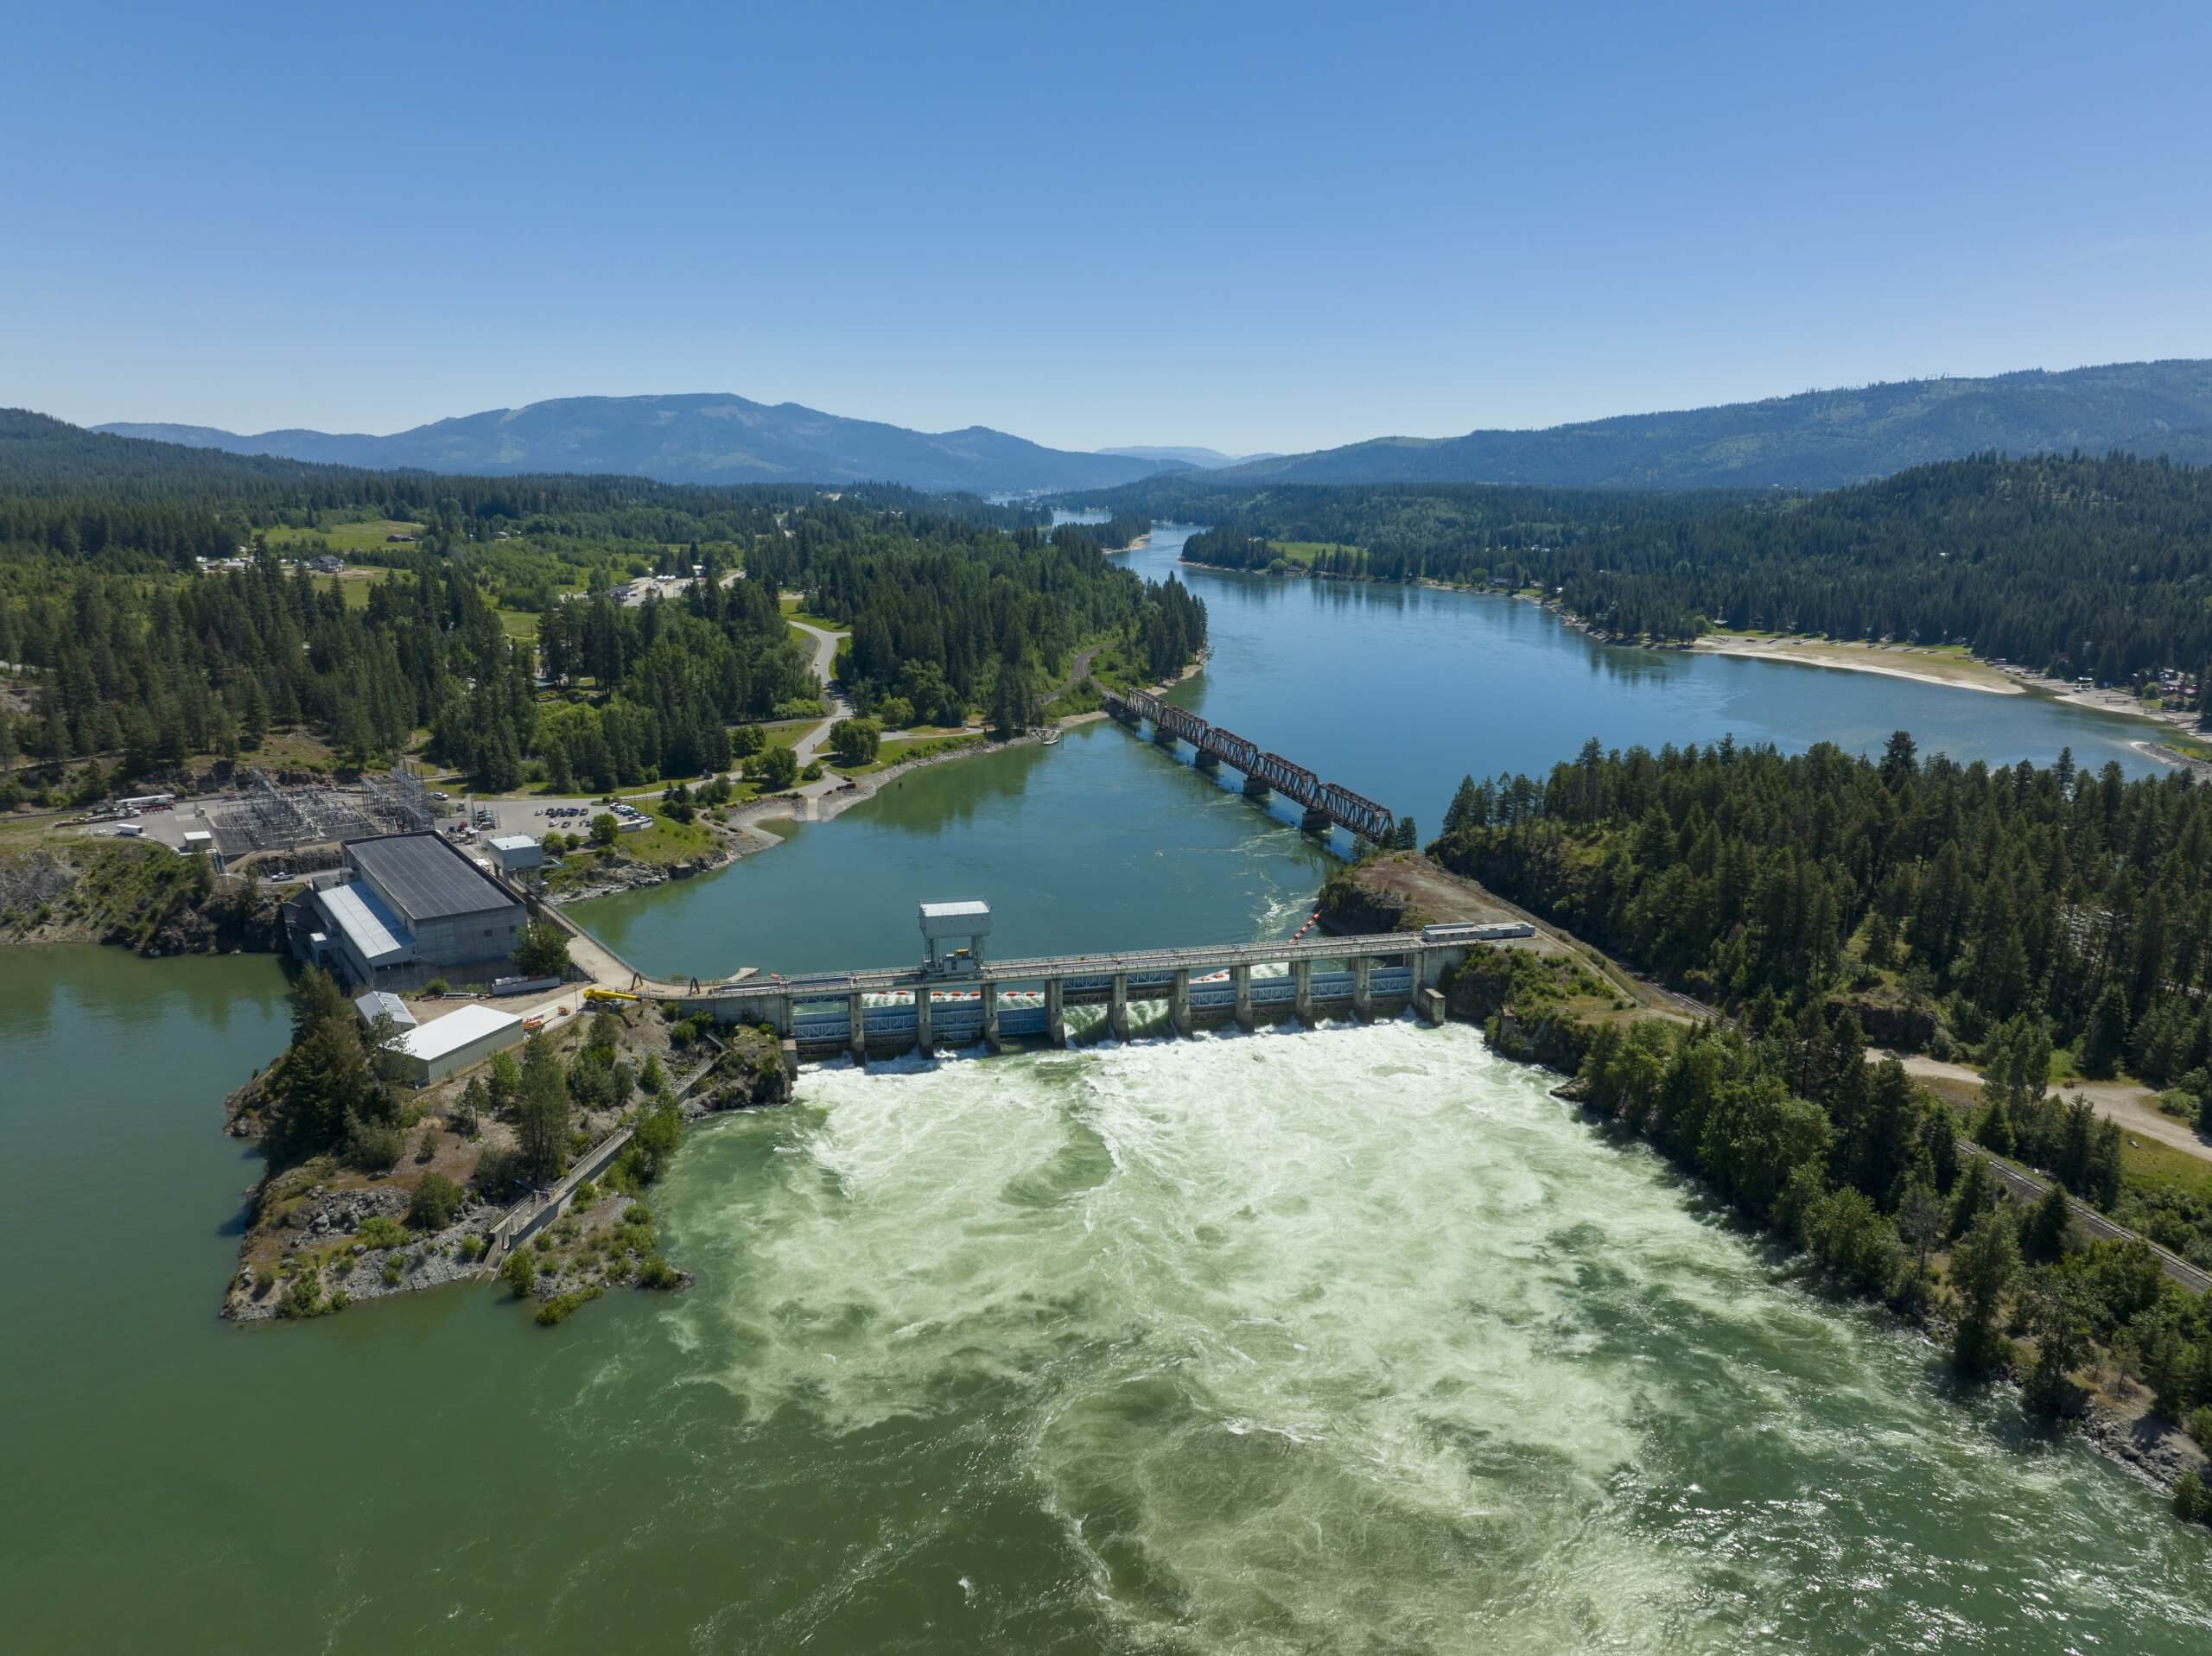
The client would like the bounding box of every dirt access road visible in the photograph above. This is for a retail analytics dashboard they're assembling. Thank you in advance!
[1885,1052,2212,1165]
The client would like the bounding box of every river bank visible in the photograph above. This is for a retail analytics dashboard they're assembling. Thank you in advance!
[1178,545,2212,767]
[1329,848,2211,1505]
[218,995,792,1324]
[0,839,284,954]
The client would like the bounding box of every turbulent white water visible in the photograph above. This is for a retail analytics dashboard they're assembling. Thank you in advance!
[646,1021,2212,1653]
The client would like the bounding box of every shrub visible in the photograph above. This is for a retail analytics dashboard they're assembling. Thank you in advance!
[415,1126,440,1164]
[471,1145,525,1201]
[458,1234,488,1263]
[356,1215,408,1248]
[499,1247,536,1298]
[408,1172,465,1231]
[382,1257,405,1286]
[423,978,449,997]
[571,1179,597,1208]
[534,1285,604,1326]
[636,1256,682,1291]
[281,1271,323,1319]
[513,920,572,979]
[829,716,882,765]
[344,1116,404,1173]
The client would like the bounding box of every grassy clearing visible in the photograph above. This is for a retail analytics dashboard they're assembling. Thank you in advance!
[1266,541,1360,567]
[609,811,715,866]
[279,518,427,552]
[497,609,541,643]
[317,569,397,610]
[832,729,982,776]
[780,606,849,635]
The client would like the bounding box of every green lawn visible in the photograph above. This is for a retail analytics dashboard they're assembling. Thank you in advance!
[830,728,981,775]
[280,517,427,552]
[544,809,716,888]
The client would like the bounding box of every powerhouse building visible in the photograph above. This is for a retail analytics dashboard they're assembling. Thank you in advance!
[297,833,526,992]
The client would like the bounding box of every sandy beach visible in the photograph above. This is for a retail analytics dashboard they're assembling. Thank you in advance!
[1689,636,2023,695]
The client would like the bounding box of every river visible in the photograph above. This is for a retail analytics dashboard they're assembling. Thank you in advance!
[2,526,2209,1651]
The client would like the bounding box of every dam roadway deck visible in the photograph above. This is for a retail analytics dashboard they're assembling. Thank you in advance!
[641,930,1492,1060]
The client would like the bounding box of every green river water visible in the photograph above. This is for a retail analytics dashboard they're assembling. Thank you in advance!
[3,529,2209,1650]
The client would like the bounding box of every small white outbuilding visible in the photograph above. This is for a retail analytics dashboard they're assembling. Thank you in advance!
[395,1003,524,1085]
[486,834,545,877]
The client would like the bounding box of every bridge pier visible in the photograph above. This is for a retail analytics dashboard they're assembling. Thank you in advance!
[1352,957,1373,1021]
[1172,968,1192,1037]
[849,992,867,1065]
[1243,774,1270,798]
[1294,958,1314,1025]
[1151,724,1178,748]
[916,984,932,1053]
[1109,973,1130,1041]
[1300,808,1331,834]
[1193,751,1219,772]
[982,981,1001,1053]
[1046,977,1065,1045]
[1233,963,1255,1031]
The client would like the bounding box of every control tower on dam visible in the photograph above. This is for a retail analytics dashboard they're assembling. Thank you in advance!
[666,904,1533,1063]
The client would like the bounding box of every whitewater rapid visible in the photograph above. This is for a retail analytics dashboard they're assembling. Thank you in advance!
[635,1021,2212,1653]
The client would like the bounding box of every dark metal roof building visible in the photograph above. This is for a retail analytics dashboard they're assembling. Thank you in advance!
[344,832,518,926]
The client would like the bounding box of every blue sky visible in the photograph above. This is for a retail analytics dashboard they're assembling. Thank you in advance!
[5,0,2209,454]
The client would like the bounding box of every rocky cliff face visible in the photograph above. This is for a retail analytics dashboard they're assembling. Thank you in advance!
[0,843,286,953]
[683,1025,792,1115]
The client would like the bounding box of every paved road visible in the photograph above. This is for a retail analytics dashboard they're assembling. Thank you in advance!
[1885,1051,2212,1166]
[786,618,852,766]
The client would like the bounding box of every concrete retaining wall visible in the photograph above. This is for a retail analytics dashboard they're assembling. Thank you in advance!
[485,1126,635,1266]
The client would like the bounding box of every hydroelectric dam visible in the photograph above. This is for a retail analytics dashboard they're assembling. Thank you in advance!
[648,904,1532,1063]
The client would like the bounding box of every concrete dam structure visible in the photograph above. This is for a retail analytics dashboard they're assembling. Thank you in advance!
[664,904,1532,1063]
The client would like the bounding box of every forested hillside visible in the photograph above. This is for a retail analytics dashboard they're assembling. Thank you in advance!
[1432,735,2212,1240]
[0,414,1205,803]
[1428,732,2212,1431]
[1208,359,2212,489]
[1144,454,2212,687]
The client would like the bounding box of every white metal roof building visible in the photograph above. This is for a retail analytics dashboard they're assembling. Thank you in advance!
[353,990,416,1029]
[486,833,544,875]
[394,1004,524,1085]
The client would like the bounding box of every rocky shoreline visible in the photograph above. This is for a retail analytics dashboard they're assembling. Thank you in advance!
[0,841,286,955]
[220,1009,793,1325]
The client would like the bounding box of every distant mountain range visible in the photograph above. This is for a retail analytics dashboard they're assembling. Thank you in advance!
[97,393,1175,494]
[93,360,2212,497]
[1206,360,2212,491]
[1094,445,1283,470]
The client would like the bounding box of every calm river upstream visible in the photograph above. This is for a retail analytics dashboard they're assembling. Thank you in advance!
[3,526,2208,1652]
